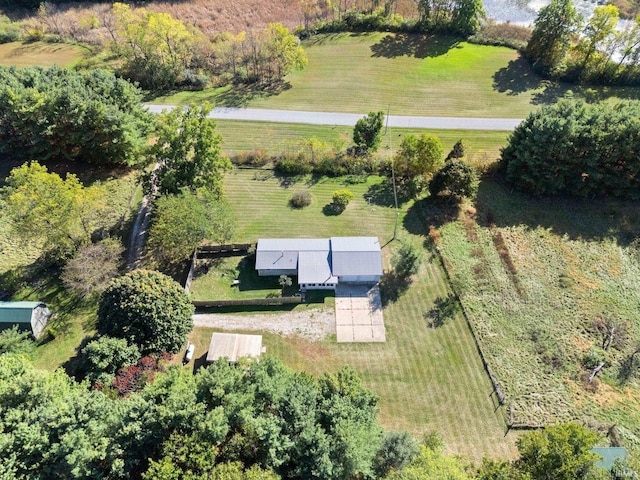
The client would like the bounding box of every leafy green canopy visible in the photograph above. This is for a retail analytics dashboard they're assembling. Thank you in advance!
[353,111,385,154]
[0,65,151,166]
[97,270,194,354]
[1,161,102,254]
[148,105,231,197]
[526,0,580,76]
[429,159,479,199]
[147,190,234,265]
[0,355,384,480]
[501,100,640,198]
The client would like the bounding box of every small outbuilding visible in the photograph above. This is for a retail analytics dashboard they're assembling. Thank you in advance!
[0,301,51,339]
[206,332,264,363]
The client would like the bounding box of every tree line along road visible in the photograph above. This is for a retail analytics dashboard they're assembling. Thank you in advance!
[145,105,523,131]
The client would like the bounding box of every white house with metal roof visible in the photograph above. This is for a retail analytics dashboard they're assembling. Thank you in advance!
[255,237,382,290]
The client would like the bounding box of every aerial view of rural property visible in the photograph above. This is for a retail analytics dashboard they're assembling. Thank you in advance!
[2,0,640,477]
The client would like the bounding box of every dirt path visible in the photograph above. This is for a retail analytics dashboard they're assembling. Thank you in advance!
[193,308,336,340]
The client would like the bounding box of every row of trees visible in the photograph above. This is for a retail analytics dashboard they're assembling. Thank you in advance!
[526,0,640,84]
[109,3,307,90]
[501,99,640,198]
[0,342,629,479]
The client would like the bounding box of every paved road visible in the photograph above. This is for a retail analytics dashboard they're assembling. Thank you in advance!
[145,104,523,131]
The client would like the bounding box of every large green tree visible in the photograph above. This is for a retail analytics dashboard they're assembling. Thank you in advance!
[577,5,619,74]
[526,0,581,75]
[501,99,640,198]
[429,159,479,199]
[393,133,444,194]
[515,423,601,480]
[97,270,194,354]
[111,2,204,90]
[0,66,150,166]
[353,111,385,154]
[148,105,232,197]
[1,161,101,254]
[147,190,234,264]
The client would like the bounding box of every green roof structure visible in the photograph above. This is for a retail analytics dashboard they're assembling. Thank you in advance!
[0,301,51,339]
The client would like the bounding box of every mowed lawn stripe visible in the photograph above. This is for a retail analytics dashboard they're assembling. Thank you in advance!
[221,169,516,462]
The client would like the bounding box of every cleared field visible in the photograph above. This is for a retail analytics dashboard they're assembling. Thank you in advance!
[154,33,640,118]
[216,120,509,164]
[0,41,89,67]
[436,179,640,453]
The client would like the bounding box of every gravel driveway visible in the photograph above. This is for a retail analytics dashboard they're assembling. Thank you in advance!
[193,307,335,340]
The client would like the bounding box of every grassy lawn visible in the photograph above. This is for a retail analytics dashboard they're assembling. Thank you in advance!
[223,169,398,242]
[153,33,640,118]
[0,41,91,67]
[187,253,516,462]
[189,256,282,301]
[216,120,509,165]
[436,179,640,453]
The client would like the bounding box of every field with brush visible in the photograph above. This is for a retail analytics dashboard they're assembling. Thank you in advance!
[435,178,640,453]
[0,169,140,370]
[155,32,640,118]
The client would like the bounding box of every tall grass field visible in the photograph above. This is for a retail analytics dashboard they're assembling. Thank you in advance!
[436,179,640,454]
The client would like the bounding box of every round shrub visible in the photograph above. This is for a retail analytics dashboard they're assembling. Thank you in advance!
[289,191,312,208]
[97,270,194,354]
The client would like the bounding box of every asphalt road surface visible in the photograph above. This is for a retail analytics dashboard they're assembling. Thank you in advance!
[145,104,523,131]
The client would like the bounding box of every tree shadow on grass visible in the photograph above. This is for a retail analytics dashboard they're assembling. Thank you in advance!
[475,177,640,245]
[379,272,411,306]
[214,80,292,108]
[492,56,544,96]
[403,195,461,236]
[424,294,460,328]
[370,34,460,59]
[365,180,412,208]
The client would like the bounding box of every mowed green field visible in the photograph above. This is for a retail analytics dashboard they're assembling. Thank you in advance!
[0,41,89,67]
[437,179,640,452]
[216,120,509,164]
[154,33,639,118]
[196,168,517,462]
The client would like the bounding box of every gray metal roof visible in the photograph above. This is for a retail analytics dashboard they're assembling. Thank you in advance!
[331,236,381,252]
[0,302,45,324]
[331,237,382,276]
[332,251,383,276]
[256,239,330,271]
[256,237,382,280]
[298,251,337,284]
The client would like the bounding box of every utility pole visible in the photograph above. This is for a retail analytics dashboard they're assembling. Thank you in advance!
[383,105,399,242]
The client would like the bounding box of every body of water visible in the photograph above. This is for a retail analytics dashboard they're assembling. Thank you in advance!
[483,0,608,25]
